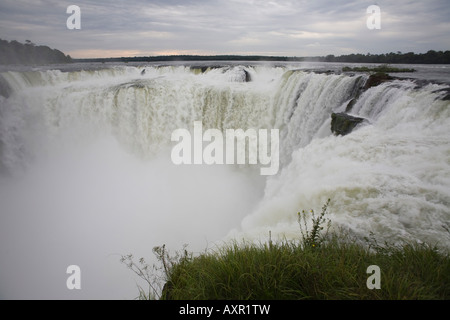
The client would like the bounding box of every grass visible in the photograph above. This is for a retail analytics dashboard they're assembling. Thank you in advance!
[161,237,449,300]
[122,200,450,300]
[342,64,416,73]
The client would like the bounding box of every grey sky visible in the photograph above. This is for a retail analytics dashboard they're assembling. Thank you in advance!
[0,0,449,58]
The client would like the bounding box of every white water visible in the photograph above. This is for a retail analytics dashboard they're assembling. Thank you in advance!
[0,63,449,299]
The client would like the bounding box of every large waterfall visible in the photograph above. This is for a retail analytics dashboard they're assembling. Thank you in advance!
[0,63,449,299]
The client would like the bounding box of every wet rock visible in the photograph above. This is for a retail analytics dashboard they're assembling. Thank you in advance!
[0,75,11,98]
[331,112,366,136]
[190,66,210,73]
[364,72,394,89]
[345,97,358,113]
[244,69,252,82]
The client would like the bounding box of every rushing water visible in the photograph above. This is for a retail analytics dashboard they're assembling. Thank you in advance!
[0,61,449,299]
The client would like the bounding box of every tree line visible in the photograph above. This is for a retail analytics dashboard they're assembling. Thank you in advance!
[77,50,450,64]
[1,38,448,65]
[0,39,72,65]
[319,50,450,64]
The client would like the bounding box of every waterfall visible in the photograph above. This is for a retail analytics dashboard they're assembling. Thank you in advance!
[0,63,449,299]
[0,65,368,172]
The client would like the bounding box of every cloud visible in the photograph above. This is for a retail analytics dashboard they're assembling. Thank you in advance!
[0,0,449,58]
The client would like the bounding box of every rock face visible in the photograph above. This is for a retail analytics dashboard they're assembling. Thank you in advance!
[0,75,11,98]
[244,69,252,82]
[331,112,366,136]
[364,72,394,89]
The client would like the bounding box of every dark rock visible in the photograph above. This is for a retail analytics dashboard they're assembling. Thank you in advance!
[161,281,174,300]
[313,70,334,75]
[342,76,366,113]
[190,66,210,73]
[364,72,394,89]
[0,75,11,98]
[345,97,358,113]
[244,69,251,82]
[432,87,450,101]
[331,112,366,136]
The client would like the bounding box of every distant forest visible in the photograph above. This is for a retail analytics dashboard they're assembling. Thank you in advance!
[318,50,450,64]
[0,39,72,65]
[0,39,449,65]
[78,50,450,64]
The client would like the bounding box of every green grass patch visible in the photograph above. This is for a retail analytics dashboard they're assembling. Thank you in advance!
[160,238,449,300]
[342,64,416,73]
[122,200,450,300]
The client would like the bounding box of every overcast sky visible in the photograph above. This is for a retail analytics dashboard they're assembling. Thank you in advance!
[0,0,449,58]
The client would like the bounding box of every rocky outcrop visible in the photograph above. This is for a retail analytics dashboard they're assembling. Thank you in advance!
[343,73,394,113]
[432,87,450,101]
[363,72,394,89]
[331,112,366,136]
[244,69,252,82]
[0,75,11,98]
[190,66,211,73]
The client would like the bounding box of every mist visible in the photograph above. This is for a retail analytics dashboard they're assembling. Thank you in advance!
[0,134,265,299]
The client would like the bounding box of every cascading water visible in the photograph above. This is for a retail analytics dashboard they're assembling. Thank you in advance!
[238,76,450,242]
[0,63,449,299]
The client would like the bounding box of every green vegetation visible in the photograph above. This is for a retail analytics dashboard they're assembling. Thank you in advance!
[0,39,72,65]
[342,64,416,73]
[323,50,450,64]
[122,200,450,300]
